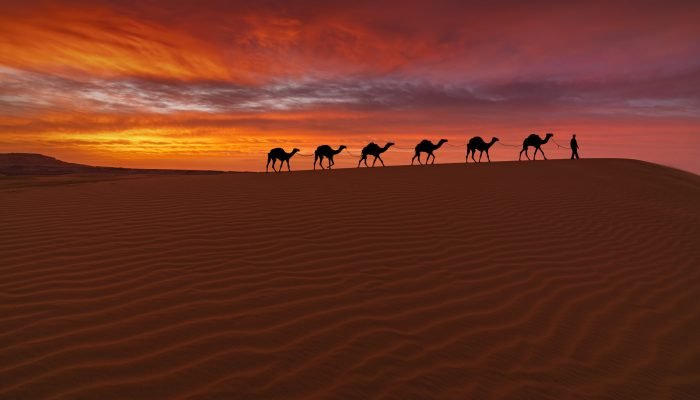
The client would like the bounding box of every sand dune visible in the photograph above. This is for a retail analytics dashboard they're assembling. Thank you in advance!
[0,153,224,176]
[1,159,699,399]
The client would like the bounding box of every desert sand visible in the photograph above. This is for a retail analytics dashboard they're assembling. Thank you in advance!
[1,158,699,399]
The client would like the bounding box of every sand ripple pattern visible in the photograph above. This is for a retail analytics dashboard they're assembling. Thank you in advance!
[1,159,700,399]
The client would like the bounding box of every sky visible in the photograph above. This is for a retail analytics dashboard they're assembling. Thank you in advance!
[1,0,699,172]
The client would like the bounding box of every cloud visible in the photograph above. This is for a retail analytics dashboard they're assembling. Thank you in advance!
[3,66,699,125]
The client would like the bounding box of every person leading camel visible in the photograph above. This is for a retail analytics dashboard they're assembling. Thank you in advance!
[519,133,553,161]
[570,134,580,159]
[411,139,448,165]
[358,142,394,167]
[466,136,499,163]
[314,145,346,170]
[266,148,299,172]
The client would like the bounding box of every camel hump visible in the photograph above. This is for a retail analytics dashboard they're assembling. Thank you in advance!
[527,133,539,140]
[364,142,378,151]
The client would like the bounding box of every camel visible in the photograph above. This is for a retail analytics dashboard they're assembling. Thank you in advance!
[411,139,448,165]
[358,142,394,167]
[466,136,499,163]
[519,133,554,160]
[266,147,299,172]
[314,145,346,170]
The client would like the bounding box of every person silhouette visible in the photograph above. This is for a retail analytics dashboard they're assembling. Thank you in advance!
[570,134,580,160]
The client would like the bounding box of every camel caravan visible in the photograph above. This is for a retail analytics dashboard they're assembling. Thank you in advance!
[266,133,561,172]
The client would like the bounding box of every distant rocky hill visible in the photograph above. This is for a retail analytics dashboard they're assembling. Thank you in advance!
[0,153,225,176]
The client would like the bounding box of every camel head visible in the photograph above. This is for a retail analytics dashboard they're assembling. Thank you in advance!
[545,133,554,138]
[291,148,300,154]
[338,145,347,152]
[386,142,395,148]
[491,137,500,144]
[438,139,448,145]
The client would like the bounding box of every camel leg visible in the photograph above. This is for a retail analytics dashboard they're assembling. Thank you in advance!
[519,148,525,161]
[486,150,491,162]
[372,156,378,167]
[541,149,547,160]
[313,155,318,170]
[358,156,364,168]
[478,151,483,163]
[413,153,422,165]
[270,158,277,172]
[532,147,538,160]
[266,156,272,172]
[430,152,435,165]
[286,159,291,172]
[328,157,334,169]
[377,155,385,167]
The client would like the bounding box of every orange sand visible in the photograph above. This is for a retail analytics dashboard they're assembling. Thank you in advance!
[1,159,699,399]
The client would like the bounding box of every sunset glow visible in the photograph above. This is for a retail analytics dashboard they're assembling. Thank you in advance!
[1,1,699,172]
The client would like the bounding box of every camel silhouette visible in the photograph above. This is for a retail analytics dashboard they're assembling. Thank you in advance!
[466,136,499,163]
[266,147,299,172]
[314,145,346,170]
[519,133,554,161]
[411,139,448,165]
[358,142,394,167]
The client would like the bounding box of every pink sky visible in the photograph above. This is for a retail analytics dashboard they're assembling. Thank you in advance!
[0,1,699,173]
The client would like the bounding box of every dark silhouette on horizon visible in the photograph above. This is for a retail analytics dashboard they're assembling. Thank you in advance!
[358,142,394,167]
[571,134,580,160]
[314,145,346,170]
[411,139,448,165]
[266,148,299,172]
[466,136,499,163]
[519,133,554,160]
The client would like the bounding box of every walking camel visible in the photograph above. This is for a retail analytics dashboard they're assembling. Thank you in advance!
[358,142,394,167]
[466,136,499,163]
[519,133,554,161]
[314,145,346,170]
[411,139,448,165]
[266,147,299,172]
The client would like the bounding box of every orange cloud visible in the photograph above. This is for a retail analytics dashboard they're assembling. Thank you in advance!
[0,6,231,81]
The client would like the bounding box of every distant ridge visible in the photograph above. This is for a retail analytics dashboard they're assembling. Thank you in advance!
[0,153,226,176]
